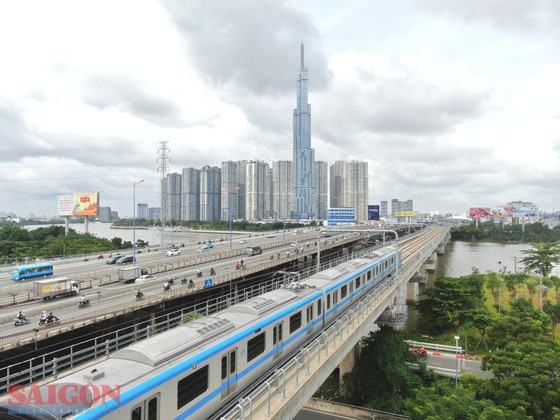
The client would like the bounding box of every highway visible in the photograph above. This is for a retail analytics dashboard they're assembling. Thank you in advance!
[423,351,493,379]
[0,231,356,338]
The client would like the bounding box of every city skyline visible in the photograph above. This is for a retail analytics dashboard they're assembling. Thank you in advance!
[0,1,559,217]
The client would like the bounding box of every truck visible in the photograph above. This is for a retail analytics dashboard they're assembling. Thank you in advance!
[33,277,80,300]
[118,266,148,284]
[245,246,262,256]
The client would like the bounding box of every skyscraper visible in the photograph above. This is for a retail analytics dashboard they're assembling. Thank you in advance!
[380,201,388,218]
[292,44,315,219]
[164,173,182,222]
[200,166,221,221]
[315,161,328,220]
[237,160,248,220]
[136,203,148,219]
[273,160,293,220]
[246,160,269,221]
[328,160,369,222]
[181,167,200,221]
[221,161,238,222]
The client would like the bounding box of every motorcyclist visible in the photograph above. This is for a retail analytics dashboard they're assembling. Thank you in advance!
[80,295,88,304]
[209,267,216,276]
[16,311,27,321]
[136,289,144,299]
[47,312,58,323]
[188,279,195,288]
[240,259,245,269]
[163,281,170,291]
[235,261,241,270]
[196,270,202,277]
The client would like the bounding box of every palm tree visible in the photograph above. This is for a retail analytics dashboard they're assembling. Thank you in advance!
[521,243,560,309]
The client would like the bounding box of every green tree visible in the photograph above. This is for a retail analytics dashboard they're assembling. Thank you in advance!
[524,277,538,303]
[521,243,560,279]
[549,275,560,301]
[543,302,560,338]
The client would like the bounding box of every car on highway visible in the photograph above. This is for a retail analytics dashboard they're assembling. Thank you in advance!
[165,248,181,257]
[238,239,248,244]
[198,243,214,252]
[116,255,134,265]
[135,274,156,283]
[266,234,275,238]
[105,255,122,265]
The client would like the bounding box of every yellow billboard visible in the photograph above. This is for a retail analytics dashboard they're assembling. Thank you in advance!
[72,192,99,217]
[394,211,417,217]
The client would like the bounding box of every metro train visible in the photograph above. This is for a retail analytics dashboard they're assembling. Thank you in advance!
[10,244,400,420]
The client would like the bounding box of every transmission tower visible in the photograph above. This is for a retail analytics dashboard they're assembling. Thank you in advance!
[157,141,170,245]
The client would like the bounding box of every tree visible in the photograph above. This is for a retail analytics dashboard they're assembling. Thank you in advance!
[549,275,560,301]
[486,273,503,303]
[521,243,560,278]
[524,277,538,303]
[543,303,560,338]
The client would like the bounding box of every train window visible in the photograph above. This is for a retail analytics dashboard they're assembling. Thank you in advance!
[290,312,302,333]
[367,271,372,281]
[147,396,158,420]
[230,350,236,374]
[333,290,338,304]
[307,305,313,322]
[247,332,266,362]
[131,406,142,420]
[317,298,322,316]
[355,277,360,289]
[341,285,347,299]
[327,294,331,309]
[221,356,227,379]
[177,365,208,409]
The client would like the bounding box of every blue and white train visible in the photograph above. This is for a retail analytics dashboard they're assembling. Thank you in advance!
[16,245,400,420]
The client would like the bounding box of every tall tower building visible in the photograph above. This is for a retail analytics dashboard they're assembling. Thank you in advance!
[380,201,388,218]
[315,161,328,220]
[164,172,182,222]
[273,161,293,220]
[221,161,238,222]
[329,160,369,222]
[329,161,345,208]
[292,44,315,219]
[200,166,221,221]
[181,167,200,221]
[264,165,274,219]
[237,160,248,220]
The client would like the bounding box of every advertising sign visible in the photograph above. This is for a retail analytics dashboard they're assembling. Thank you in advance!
[368,205,380,221]
[468,208,492,219]
[57,195,74,217]
[72,192,99,217]
[394,211,417,217]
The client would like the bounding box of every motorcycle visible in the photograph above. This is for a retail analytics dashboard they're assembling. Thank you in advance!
[136,293,144,301]
[209,268,216,276]
[163,284,171,291]
[78,299,90,308]
[38,317,59,326]
[196,271,202,278]
[13,317,30,327]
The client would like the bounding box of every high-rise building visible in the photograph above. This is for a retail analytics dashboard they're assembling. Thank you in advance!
[391,199,414,216]
[136,203,148,219]
[272,161,293,220]
[315,161,328,220]
[292,44,315,219]
[246,160,269,221]
[200,166,221,221]
[98,206,112,223]
[380,201,388,218]
[164,173,182,221]
[110,210,119,221]
[181,168,200,221]
[237,160,248,220]
[391,199,399,216]
[329,160,369,222]
[148,207,160,220]
[221,161,239,222]
[264,165,273,219]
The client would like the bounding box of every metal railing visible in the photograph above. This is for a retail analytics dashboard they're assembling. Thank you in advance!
[404,340,463,354]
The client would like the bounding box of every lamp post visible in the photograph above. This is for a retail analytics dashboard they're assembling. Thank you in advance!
[228,186,240,251]
[497,261,502,315]
[454,335,460,388]
[132,179,144,264]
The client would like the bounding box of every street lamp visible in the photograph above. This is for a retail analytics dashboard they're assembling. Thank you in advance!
[228,186,240,250]
[132,179,144,264]
[454,335,460,388]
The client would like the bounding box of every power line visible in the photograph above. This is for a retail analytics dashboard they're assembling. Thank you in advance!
[0,174,140,183]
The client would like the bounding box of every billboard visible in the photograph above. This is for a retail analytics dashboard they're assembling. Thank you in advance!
[57,195,74,217]
[468,208,492,219]
[368,205,380,220]
[72,192,99,217]
[394,211,416,217]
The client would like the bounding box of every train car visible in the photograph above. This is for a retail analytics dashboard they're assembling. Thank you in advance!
[10,245,400,420]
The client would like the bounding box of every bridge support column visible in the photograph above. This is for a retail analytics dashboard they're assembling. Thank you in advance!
[338,343,359,386]
[407,281,419,301]
[423,252,438,272]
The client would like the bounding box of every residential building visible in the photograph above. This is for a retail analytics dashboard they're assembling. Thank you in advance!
[327,208,356,226]
[237,160,248,220]
[272,160,293,220]
[98,206,112,223]
[181,168,200,221]
[391,199,414,217]
[315,161,328,220]
[292,44,315,219]
[246,160,269,221]
[380,201,388,218]
[164,173,182,222]
[136,203,148,219]
[221,161,239,222]
[110,210,119,221]
[329,160,369,222]
[200,166,221,221]
[148,207,160,220]
[264,165,273,219]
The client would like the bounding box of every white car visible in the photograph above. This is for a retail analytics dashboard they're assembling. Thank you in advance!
[238,239,248,244]
[165,249,181,257]
[136,274,155,283]
[266,234,275,238]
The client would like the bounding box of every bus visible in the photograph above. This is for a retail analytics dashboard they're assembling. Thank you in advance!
[244,246,262,256]
[10,263,54,281]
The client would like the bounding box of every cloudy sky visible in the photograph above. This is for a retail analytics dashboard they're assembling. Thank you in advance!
[1,0,559,217]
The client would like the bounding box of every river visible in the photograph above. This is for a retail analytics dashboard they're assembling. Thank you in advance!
[24,223,240,246]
